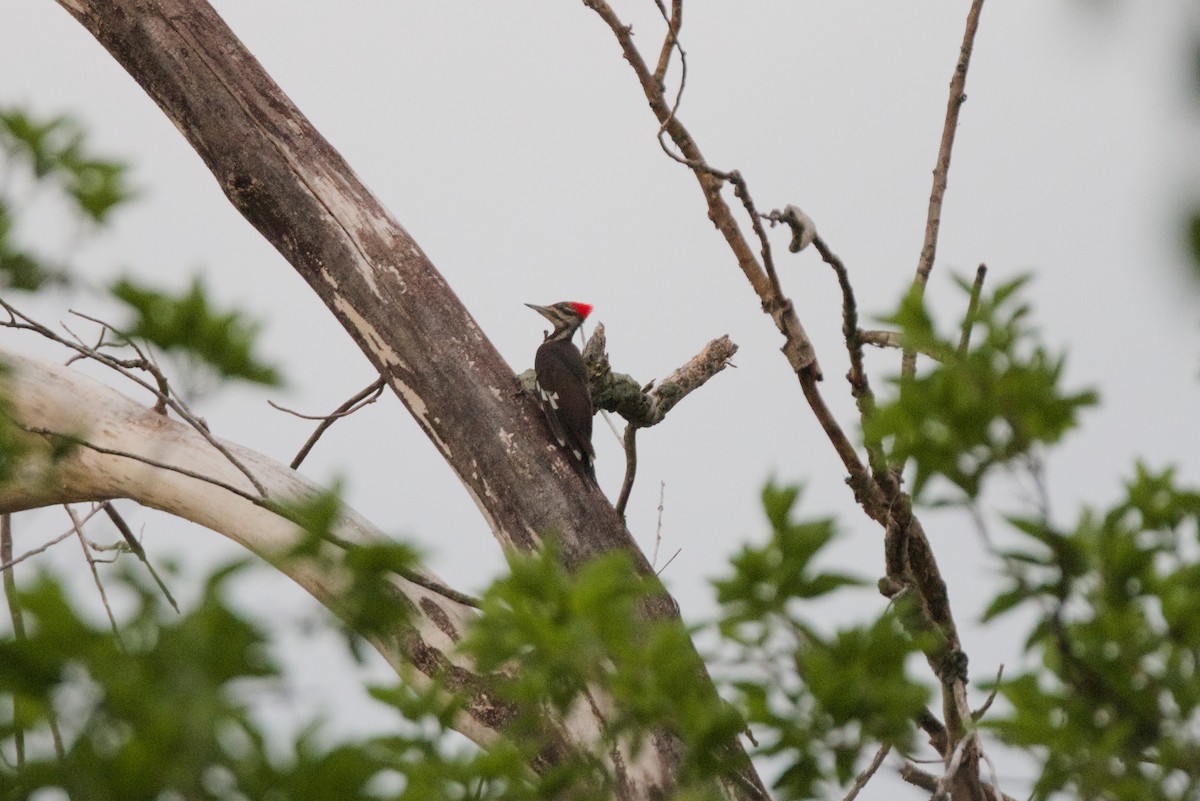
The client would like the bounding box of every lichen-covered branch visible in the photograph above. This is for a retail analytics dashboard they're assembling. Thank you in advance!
[517,325,737,429]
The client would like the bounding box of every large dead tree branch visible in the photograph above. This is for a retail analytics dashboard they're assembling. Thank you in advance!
[37,1,766,796]
[0,347,496,744]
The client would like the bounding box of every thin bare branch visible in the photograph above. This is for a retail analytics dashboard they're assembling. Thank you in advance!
[728,172,782,299]
[900,746,1017,801]
[860,330,951,363]
[652,481,665,569]
[581,0,819,379]
[957,263,988,354]
[904,0,987,378]
[651,0,683,91]
[1,515,26,766]
[615,424,638,519]
[655,547,681,576]
[25,426,267,506]
[2,300,268,496]
[0,506,103,573]
[69,310,172,415]
[860,330,902,350]
[916,708,949,756]
[843,742,891,801]
[798,372,887,521]
[65,504,123,646]
[809,233,890,479]
[973,663,1004,721]
[269,378,384,422]
[813,235,869,400]
[978,744,1005,801]
[272,376,387,469]
[101,502,180,613]
[395,567,482,610]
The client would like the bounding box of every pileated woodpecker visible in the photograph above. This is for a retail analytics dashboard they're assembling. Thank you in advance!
[526,301,596,482]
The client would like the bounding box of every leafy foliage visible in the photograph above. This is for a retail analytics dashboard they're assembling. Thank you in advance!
[865,275,1098,501]
[110,276,282,387]
[0,104,134,292]
[0,107,132,223]
[0,564,389,800]
[984,463,1200,800]
[0,201,53,291]
[276,486,422,643]
[0,104,282,392]
[714,483,930,799]
[460,541,747,797]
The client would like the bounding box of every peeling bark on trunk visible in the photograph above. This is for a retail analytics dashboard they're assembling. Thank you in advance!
[29,1,769,797]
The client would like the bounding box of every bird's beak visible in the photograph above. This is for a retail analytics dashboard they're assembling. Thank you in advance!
[524,303,555,322]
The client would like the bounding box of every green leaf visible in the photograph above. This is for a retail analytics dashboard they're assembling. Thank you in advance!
[0,200,55,291]
[715,483,854,639]
[110,276,282,386]
[0,106,133,222]
[864,273,1097,502]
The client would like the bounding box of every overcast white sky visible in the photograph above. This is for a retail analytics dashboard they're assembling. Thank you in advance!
[4,1,1200,797]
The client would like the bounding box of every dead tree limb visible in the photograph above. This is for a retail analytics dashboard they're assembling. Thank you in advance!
[41,1,767,796]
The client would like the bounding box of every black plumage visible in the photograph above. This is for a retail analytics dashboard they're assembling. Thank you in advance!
[526,301,596,481]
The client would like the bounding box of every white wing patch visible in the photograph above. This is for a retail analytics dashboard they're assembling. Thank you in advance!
[537,383,560,410]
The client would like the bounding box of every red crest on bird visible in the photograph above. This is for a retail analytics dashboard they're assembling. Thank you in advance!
[568,302,593,319]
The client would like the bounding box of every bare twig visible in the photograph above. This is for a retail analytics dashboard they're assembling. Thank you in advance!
[24,426,266,506]
[904,0,987,379]
[655,546,681,576]
[395,567,482,609]
[652,481,665,568]
[810,233,889,477]
[651,0,684,94]
[899,759,1018,801]
[957,263,988,354]
[0,514,66,760]
[1,514,25,767]
[295,527,482,609]
[937,731,977,799]
[0,505,104,573]
[843,743,891,801]
[1024,452,1053,523]
[860,330,903,350]
[69,310,172,415]
[978,744,1005,801]
[973,663,1004,721]
[615,424,638,519]
[813,235,869,402]
[272,376,387,469]
[916,708,949,756]
[65,504,123,647]
[101,502,179,613]
[798,373,887,521]
[728,171,784,302]
[2,300,268,496]
[582,0,819,379]
[860,330,952,363]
